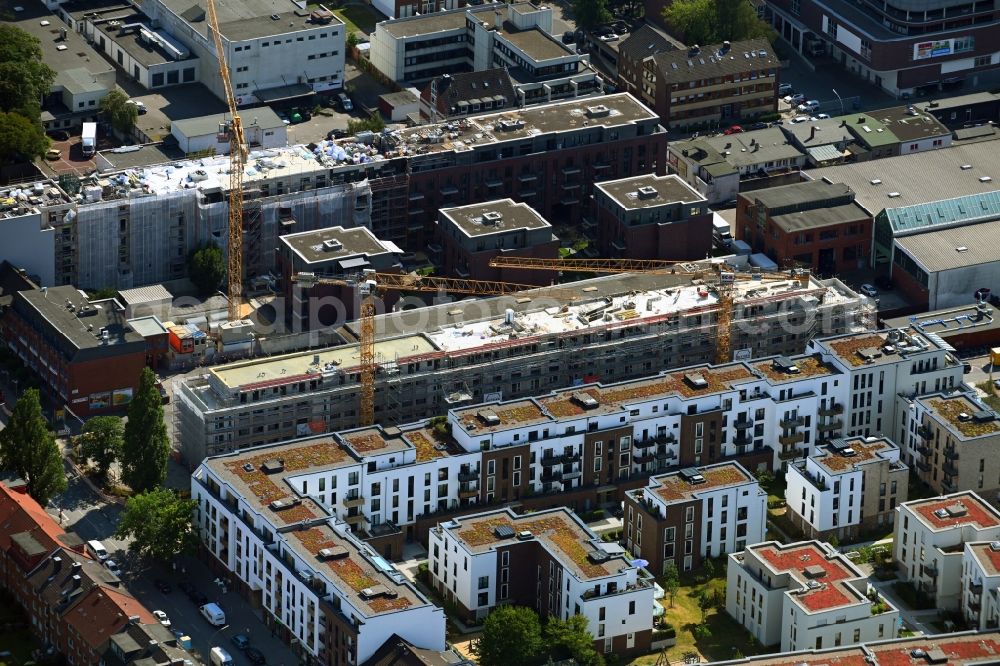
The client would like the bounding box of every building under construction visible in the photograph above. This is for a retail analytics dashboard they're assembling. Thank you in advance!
[174,269,873,464]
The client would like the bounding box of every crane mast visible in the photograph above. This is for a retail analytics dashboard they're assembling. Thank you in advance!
[205,0,247,322]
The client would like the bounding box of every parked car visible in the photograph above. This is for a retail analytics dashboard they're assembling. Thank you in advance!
[859,283,878,297]
[783,93,806,105]
[814,113,831,119]
[598,33,619,41]
[152,610,171,628]
[327,128,348,140]
[244,647,267,665]
[797,99,821,113]
[44,148,61,161]
[231,634,250,650]
[723,125,743,135]
[790,116,810,123]
[562,30,576,43]
[337,92,353,112]
[778,83,794,95]
[47,130,70,141]
[126,100,147,115]
[104,560,121,577]
[747,122,768,130]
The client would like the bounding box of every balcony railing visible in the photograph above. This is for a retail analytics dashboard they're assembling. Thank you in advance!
[633,450,655,464]
[459,488,479,499]
[818,403,844,416]
[970,581,983,595]
[943,462,958,477]
[344,513,365,525]
[778,449,800,461]
[918,425,933,440]
[342,495,365,508]
[542,452,581,466]
[779,432,805,446]
[945,447,959,461]
[916,460,931,472]
[922,562,938,577]
[818,419,844,432]
[733,417,753,429]
[780,416,805,429]
[733,434,753,447]
[916,445,932,457]
[458,470,479,482]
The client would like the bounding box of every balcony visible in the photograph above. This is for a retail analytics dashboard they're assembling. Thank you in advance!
[542,452,581,466]
[633,450,655,464]
[459,487,479,499]
[970,581,983,595]
[943,478,957,492]
[634,438,657,450]
[818,403,844,416]
[733,434,753,447]
[922,562,938,577]
[779,432,805,446]
[916,445,932,457]
[916,460,931,472]
[342,494,365,509]
[778,448,800,461]
[945,447,959,461]
[562,470,582,482]
[818,419,844,432]
[541,470,564,482]
[518,173,538,182]
[458,469,479,482]
[780,416,805,429]
[655,448,675,461]
[970,598,982,611]
[344,512,365,525]
[918,425,933,440]
[943,462,958,477]
[733,417,753,429]
[364,521,401,538]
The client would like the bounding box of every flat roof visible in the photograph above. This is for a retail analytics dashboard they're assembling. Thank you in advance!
[808,141,1000,214]
[497,28,571,61]
[173,108,284,138]
[441,507,633,580]
[875,105,950,143]
[843,113,896,148]
[160,0,344,40]
[16,287,144,351]
[752,354,837,383]
[866,632,1000,665]
[596,174,705,210]
[783,117,858,147]
[920,393,1000,439]
[749,179,853,209]
[439,199,551,237]
[904,492,1000,531]
[884,303,1000,338]
[4,0,113,93]
[772,202,870,232]
[454,399,550,434]
[679,127,805,169]
[280,226,393,264]
[653,39,778,82]
[648,462,754,504]
[884,190,1000,235]
[922,91,1000,111]
[750,541,869,613]
[107,19,194,68]
[967,542,1000,577]
[377,6,477,38]
[895,218,1000,273]
[816,329,945,368]
[128,316,168,337]
[811,436,897,474]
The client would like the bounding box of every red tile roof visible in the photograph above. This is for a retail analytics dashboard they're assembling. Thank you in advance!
[911,494,1000,530]
[755,543,858,612]
[64,586,155,651]
[0,482,68,554]
[870,636,1000,665]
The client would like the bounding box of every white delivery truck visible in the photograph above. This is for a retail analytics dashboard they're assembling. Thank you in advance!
[200,602,226,626]
[712,213,733,248]
[210,647,234,666]
[81,122,97,156]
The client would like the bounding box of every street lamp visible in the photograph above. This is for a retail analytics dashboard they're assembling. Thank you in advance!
[832,88,845,115]
[207,623,230,650]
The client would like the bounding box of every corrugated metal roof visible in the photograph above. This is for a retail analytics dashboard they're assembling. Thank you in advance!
[895,218,1000,272]
[887,190,1000,234]
[118,284,173,305]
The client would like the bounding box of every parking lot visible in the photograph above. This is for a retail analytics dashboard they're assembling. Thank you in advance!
[39,130,110,177]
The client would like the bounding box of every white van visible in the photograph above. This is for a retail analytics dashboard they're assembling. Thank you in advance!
[209,647,234,666]
[86,540,108,561]
[200,603,226,626]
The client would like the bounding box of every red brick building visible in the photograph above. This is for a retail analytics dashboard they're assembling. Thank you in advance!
[736,180,872,274]
[1,286,148,417]
[593,173,712,260]
[433,199,559,284]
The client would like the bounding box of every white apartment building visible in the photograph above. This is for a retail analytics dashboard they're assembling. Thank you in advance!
[785,436,908,541]
[428,507,655,656]
[727,541,899,652]
[962,541,1000,630]
[894,491,1000,610]
[192,442,448,665]
[370,2,598,100]
[623,462,767,574]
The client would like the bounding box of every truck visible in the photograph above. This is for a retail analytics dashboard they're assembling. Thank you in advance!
[81,122,97,157]
[209,647,234,666]
[712,213,733,248]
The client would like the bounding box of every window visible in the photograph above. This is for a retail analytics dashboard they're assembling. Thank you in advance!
[478,575,489,589]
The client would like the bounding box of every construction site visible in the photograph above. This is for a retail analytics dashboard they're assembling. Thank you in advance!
[173,268,874,464]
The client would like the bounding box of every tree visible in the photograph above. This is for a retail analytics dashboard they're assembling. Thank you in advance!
[346,111,386,135]
[473,605,542,666]
[122,368,170,493]
[572,0,611,30]
[99,89,138,136]
[114,488,198,561]
[187,243,225,296]
[0,25,55,120]
[693,624,712,640]
[703,557,716,580]
[0,389,66,505]
[545,615,605,666]
[346,30,359,50]
[79,416,124,481]
[698,588,714,621]
[0,111,49,164]
[663,561,680,607]
[662,0,772,46]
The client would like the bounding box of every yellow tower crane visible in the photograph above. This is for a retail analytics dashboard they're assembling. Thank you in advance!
[293,271,577,426]
[205,0,247,322]
[486,256,809,365]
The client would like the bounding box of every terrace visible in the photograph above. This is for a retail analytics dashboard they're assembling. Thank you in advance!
[448,508,627,580]
[813,438,894,473]
[454,400,550,434]
[926,395,1000,438]
[826,334,891,367]
[754,355,836,383]
[652,463,752,503]
[339,428,410,457]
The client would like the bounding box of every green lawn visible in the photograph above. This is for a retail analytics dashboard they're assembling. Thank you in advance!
[977,381,1000,411]
[334,5,380,34]
[630,565,773,664]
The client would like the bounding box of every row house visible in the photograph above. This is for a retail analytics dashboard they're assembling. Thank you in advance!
[428,507,655,658]
[623,462,767,574]
[785,436,908,541]
[726,541,899,652]
[893,491,1000,610]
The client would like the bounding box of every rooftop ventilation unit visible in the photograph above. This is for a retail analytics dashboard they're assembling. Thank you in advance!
[496,118,525,131]
[772,356,800,374]
[477,410,501,426]
[571,392,599,409]
[803,565,827,579]
[242,463,255,473]
[991,542,1000,552]
[855,347,881,362]
[323,239,343,251]
[481,210,503,224]
[841,447,857,457]
[961,164,973,170]
[494,524,516,539]
[973,410,995,423]
[516,530,534,540]
[946,503,968,518]
[261,459,284,474]
[958,412,972,422]
[981,176,993,182]
[317,546,350,560]
[679,468,706,484]
[269,498,302,511]
[360,585,397,600]
[888,192,901,198]
[586,105,611,118]
[933,508,950,519]
[587,550,611,564]
[636,185,658,200]
[683,372,708,389]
